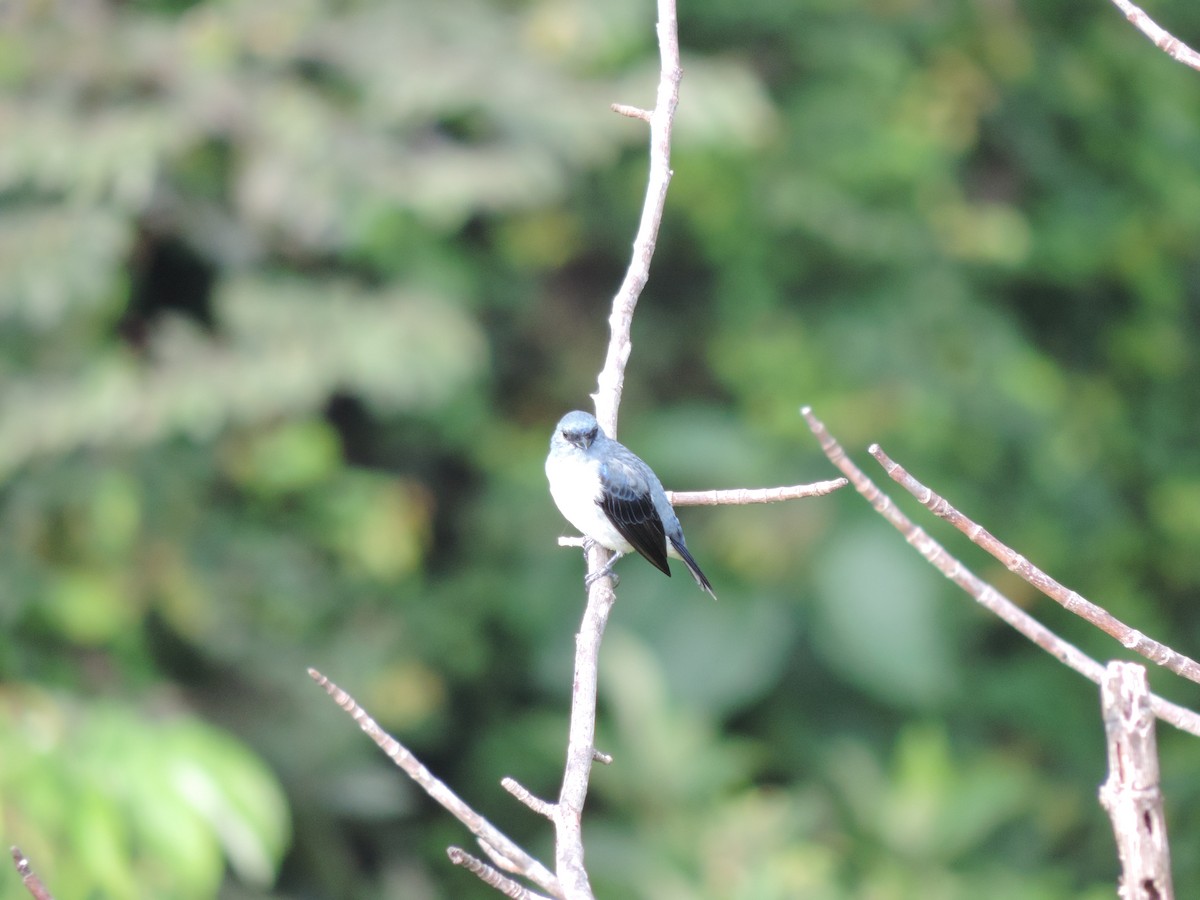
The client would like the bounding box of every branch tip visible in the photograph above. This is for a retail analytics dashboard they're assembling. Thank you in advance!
[447,847,550,899]
[610,102,652,121]
[502,777,556,819]
[11,846,54,900]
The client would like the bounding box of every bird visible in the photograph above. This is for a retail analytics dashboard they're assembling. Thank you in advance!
[545,410,716,598]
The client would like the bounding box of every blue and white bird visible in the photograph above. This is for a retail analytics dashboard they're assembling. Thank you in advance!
[546,410,716,598]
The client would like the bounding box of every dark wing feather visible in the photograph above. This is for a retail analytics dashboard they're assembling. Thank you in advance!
[598,455,670,575]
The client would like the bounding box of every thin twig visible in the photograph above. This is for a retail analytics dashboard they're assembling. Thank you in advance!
[610,103,652,121]
[668,479,846,505]
[556,479,846,548]
[800,407,1200,738]
[553,1,683,898]
[448,847,553,900]
[308,669,561,898]
[591,0,682,436]
[502,777,556,819]
[1108,0,1200,71]
[559,475,844,559]
[10,847,54,900]
[872,444,1200,687]
[477,838,532,878]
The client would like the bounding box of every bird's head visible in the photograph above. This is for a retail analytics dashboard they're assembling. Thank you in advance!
[555,410,600,451]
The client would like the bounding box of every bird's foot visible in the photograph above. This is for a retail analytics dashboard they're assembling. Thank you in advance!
[584,569,619,590]
[583,551,624,591]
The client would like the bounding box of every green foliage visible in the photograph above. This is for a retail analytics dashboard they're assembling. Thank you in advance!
[0,689,288,899]
[4,0,1200,896]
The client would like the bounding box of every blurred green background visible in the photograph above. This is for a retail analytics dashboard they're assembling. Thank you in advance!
[3,0,1200,896]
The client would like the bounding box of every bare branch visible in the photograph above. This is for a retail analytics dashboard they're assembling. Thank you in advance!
[800,407,1200,738]
[307,669,561,898]
[10,847,54,900]
[871,444,1200,687]
[502,777,556,819]
[1099,662,1175,899]
[448,847,554,900]
[591,0,682,436]
[668,479,847,505]
[554,563,615,899]
[553,1,683,897]
[558,479,849,549]
[1108,0,1200,72]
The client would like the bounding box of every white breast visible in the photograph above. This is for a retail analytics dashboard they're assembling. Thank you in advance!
[545,450,632,553]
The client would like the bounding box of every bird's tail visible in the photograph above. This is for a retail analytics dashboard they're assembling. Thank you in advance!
[669,536,717,600]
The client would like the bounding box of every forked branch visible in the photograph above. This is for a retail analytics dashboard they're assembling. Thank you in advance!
[800,406,1200,738]
[871,445,1200,686]
[308,669,562,898]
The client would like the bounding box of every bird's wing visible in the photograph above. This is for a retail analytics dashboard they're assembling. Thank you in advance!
[598,453,671,575]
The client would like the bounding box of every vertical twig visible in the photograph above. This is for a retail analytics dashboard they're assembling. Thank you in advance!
[591,0,682,437]
[554,1,682,897]
[553,576,615,899]
[1099,662,1174,899]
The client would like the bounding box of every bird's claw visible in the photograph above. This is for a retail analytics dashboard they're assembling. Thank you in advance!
[584,569,619,590]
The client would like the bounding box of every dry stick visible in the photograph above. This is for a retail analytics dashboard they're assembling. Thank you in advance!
[668,479,847,506]
[308,669,562,898]
[502,777,556,819]
[590,0,681,436]
[1108,0,1200,72]
[557,479,848,549]
[800,407,1200,738]
[1098,662,1175,900]
[554,576,613,900]
[563,480,849,558]
[553,1,683,898]
[448,847,554,900]
[872,445,1200,687]
[10,847,54,900]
